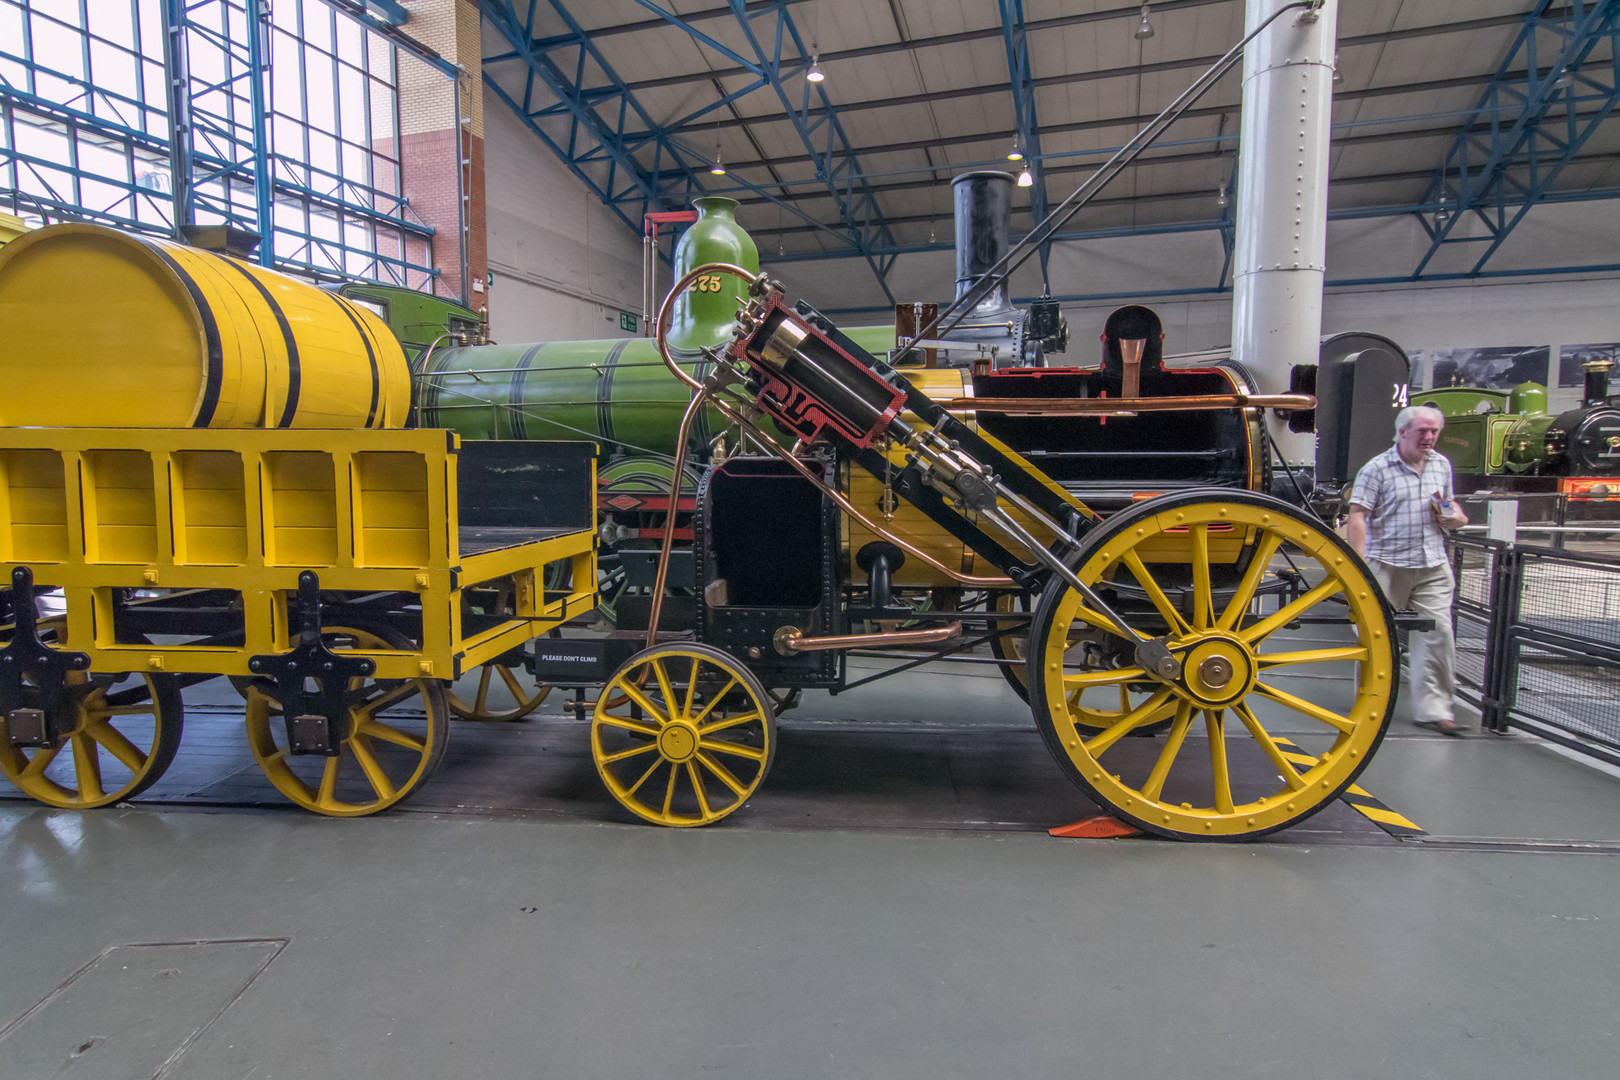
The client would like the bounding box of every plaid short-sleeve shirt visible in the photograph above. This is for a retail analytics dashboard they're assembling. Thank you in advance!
[1349,445,1454,569]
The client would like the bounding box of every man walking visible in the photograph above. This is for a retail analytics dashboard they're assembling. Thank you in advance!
[1347,404,1472,735]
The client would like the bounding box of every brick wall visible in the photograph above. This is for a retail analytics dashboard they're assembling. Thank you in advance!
[393,0,485,306]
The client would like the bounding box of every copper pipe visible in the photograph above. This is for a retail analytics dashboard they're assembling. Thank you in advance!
[706,392,1016,588]
[1119,337,1145,400]
[774,621,962,655]
[654,262,761,391]
[642,386,709,650]
[941,392,1315,416]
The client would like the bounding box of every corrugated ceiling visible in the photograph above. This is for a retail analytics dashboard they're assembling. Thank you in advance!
[482,0,1619,271]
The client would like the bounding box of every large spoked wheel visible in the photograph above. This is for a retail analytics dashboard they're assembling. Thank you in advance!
[592,643,775,827]
[1028,491,1397,841]
[244,624,450,816]
[998,590,1171,737]
[0,623,183,809]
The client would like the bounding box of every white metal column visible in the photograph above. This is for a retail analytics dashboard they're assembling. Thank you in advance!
[1231,0,1337,465]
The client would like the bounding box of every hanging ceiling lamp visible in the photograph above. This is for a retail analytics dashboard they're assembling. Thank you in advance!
[1007,135,1024,162]
[1135,3,1155,41]
[710,145,726,175]
[1016,167,1034,187]
[806,45,825,83]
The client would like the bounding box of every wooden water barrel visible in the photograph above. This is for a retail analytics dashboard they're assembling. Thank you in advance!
[0,223,409,428]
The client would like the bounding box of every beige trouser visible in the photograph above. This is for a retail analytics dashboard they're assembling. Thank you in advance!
[1367,559,1457,725]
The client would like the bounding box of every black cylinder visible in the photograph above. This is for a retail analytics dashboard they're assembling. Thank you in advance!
[952,171,1015,319]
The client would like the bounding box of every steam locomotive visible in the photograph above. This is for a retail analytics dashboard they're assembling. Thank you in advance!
[1415,357,1620,499]
[0,172,1414,839]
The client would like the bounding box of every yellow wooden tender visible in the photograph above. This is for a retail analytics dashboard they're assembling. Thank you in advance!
[0,427,596,816]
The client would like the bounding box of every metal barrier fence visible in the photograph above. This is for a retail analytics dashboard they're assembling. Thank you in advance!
[1450,534,1620,767]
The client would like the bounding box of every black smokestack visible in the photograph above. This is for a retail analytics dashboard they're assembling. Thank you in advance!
[952,171,1014,319]
[1584,358,1614,407]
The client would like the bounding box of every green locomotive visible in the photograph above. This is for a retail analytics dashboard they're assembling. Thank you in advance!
[1415,358,1620,499]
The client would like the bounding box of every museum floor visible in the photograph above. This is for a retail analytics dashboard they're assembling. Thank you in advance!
[2,657,1617,1079]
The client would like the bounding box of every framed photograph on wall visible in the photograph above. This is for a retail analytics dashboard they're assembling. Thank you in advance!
[1559,343,1620,387]
[1424,345,1550,390]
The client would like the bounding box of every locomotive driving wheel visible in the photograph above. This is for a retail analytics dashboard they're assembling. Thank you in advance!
[243,624,450,816]
[991,591,1033,703]
[1028,491,1396,841]
[0,622,183,809]
[995,590,1173,737]
[592,643,776,827]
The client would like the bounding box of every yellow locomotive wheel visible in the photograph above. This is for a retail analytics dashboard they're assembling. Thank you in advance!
[448,584,551,722]
[448,661,551,723]
[990,591,1033,703]
[1029,492,1396,841]
[592,643,775,827]
[243,625,450,816]
[0,663,182,809]
[996,592,1172,738]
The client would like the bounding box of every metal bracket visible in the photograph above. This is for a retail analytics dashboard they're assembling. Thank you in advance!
[246,571,375,757]
[1,566,91,749]
[1135,636,1183,681]
[1393,610,1437,634]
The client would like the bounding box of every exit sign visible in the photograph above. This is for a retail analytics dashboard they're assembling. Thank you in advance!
[619,311,638,333]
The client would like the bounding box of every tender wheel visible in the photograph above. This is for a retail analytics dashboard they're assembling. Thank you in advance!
[0,624,183,809]
[1029,491,1396,841]
[448,659,551,722]
[592,643,775,827]
[244,625,450,816]
[449,584,552,721]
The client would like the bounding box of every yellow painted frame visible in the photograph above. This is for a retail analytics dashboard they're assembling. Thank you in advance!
[0,428,596,680]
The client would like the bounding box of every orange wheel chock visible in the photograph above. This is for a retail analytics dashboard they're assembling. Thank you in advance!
[1048,815,1144,839]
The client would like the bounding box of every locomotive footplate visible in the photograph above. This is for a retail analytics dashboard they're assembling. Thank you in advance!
[246,571,376,757]
[1,565,93,749]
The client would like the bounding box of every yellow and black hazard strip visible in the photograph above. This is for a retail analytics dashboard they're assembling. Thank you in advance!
[1273,737,1427,839]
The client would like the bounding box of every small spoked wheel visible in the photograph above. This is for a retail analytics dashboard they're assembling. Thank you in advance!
[1029,492,1397,841]
[592,643,775,827]
[0,665,183,809]
[449,585,551,722]
[448,659,550,722]
[243,625,450,816]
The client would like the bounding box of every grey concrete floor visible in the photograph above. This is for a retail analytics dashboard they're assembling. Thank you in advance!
[3,657,1619,1078]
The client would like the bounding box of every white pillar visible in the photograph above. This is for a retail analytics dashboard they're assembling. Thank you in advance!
[1231,0,1337,466]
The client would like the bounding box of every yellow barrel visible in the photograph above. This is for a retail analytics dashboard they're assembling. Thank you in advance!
[0,223,409,429]
[0,211,28,248]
